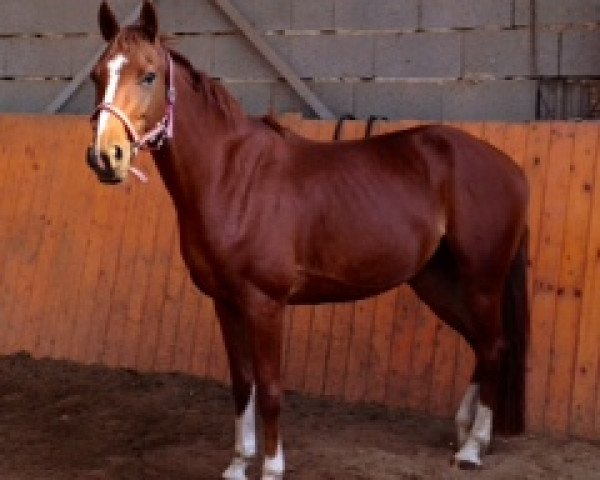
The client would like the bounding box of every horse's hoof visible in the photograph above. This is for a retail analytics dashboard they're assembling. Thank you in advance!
[222,456,250,480]
[456,459,482,470]
[453,447,482,470]
[261,470,284,480]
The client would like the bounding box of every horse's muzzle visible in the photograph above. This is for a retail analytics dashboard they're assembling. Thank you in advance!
[86,146,122,185]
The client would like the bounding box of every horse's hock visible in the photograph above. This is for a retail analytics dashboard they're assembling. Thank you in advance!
[0,114,598,439]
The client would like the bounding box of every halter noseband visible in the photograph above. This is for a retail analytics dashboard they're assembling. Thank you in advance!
[92,53,175,152]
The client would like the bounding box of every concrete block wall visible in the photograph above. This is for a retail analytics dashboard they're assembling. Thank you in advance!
[1,0,600,120]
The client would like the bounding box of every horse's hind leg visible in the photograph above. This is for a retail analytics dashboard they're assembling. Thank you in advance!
[409,241,481,450]
[214,300,257,480]
[453,290,505,468]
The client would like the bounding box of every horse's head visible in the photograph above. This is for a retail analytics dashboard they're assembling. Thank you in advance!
[87,1,173,184]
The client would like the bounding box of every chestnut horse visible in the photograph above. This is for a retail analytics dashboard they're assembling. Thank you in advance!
[86,2,529,478]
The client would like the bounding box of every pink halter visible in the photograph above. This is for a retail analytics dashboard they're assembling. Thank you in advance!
[92,53,175,152]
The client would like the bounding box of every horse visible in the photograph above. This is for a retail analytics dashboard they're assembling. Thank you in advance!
[86,2,530,478]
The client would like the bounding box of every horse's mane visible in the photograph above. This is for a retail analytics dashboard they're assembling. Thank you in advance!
[167,48,286,135]
[166,48,246,123]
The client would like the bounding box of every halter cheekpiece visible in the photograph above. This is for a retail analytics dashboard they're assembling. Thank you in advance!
[92,52,175,152]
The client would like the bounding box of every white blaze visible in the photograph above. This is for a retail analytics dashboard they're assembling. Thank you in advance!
[96,54,128,150]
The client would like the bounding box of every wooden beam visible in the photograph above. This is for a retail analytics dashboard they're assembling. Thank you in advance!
[44,2,144,114]
[212,0,335,120]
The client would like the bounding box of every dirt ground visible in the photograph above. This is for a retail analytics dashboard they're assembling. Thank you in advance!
[0,354,598,480]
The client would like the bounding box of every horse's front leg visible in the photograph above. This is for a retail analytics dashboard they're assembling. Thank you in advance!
[215,301,257,480]
[243,292,286,480]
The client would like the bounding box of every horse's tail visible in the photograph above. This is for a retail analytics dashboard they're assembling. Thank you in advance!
[495,227,530,435]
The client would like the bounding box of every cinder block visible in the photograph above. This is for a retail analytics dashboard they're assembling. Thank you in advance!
[213,35,278,80]
[515,0,600,26]
[0,79,62,113]
[441,80,536,121]
[334,0,419,30]
[253,0,292,30]
[1,36,97,77]
[463,30,558,78]
[561,31,600,76]
[158,0,233,33]
[171,36,214,76]
[292,0,335,30]
[283,35,374,78]
[224,82,272,115]
[354,81,443,120]
[374,33,461,78]
[271,82,314,117]
[422,0,512,29]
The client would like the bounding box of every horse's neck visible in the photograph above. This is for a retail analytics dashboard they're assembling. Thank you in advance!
[152,65,242,212]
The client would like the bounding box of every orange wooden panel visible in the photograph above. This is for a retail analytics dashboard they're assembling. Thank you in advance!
[100,174,146,367]
[344,297,377,403]
[385,285,420,409]
[571,125,600,438]
[322,302,355,398]
[365,289,397,404]
[153,233,186,372]
[283,305,313,391]
[136,204,178,371]
[2,122,65,356]
[187,287,212,377]
[545,123,598,434]
[528,123,576,431]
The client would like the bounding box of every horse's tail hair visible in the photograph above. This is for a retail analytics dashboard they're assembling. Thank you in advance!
[495,227,530,435]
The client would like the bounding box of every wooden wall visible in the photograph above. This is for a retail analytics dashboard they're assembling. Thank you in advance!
[1,114,599,439]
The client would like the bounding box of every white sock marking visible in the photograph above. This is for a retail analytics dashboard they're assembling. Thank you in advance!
[455,383,479,447]
[235,384,256,458]
[96,54,128,151]
[454,402,492,467]
[222,385,256,480]
[262,441,285,480]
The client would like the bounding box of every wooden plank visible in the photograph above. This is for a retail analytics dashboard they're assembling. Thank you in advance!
[153,228,187,372]
[364,289,397,404]
[135,198,178,371]
[185,287,211,377]
[114,183,162,369]
[99,165,147,367]
[322,303,355,398]
[385,286,420,408]
[0,118,26,354]
[545,123,598,434]
[0,118,61,355]
[571,124,600,437]
[527,123,575,432]
[27,121,99,359]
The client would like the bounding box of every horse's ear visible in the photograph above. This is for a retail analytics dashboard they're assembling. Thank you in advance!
[99,1,119,42]
[139,0,159,43]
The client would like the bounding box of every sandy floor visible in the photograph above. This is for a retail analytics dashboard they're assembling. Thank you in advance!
[0,353,598,479]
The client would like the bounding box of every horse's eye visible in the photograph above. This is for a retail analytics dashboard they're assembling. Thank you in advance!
[141,72,156,86]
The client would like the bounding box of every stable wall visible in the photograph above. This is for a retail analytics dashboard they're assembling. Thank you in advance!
[0,114,599,440]
[1,0,600,120]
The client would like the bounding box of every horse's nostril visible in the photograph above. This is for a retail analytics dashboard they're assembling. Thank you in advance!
[114,145,123,162]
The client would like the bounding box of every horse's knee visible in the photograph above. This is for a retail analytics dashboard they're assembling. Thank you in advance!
[257,382,282,418]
